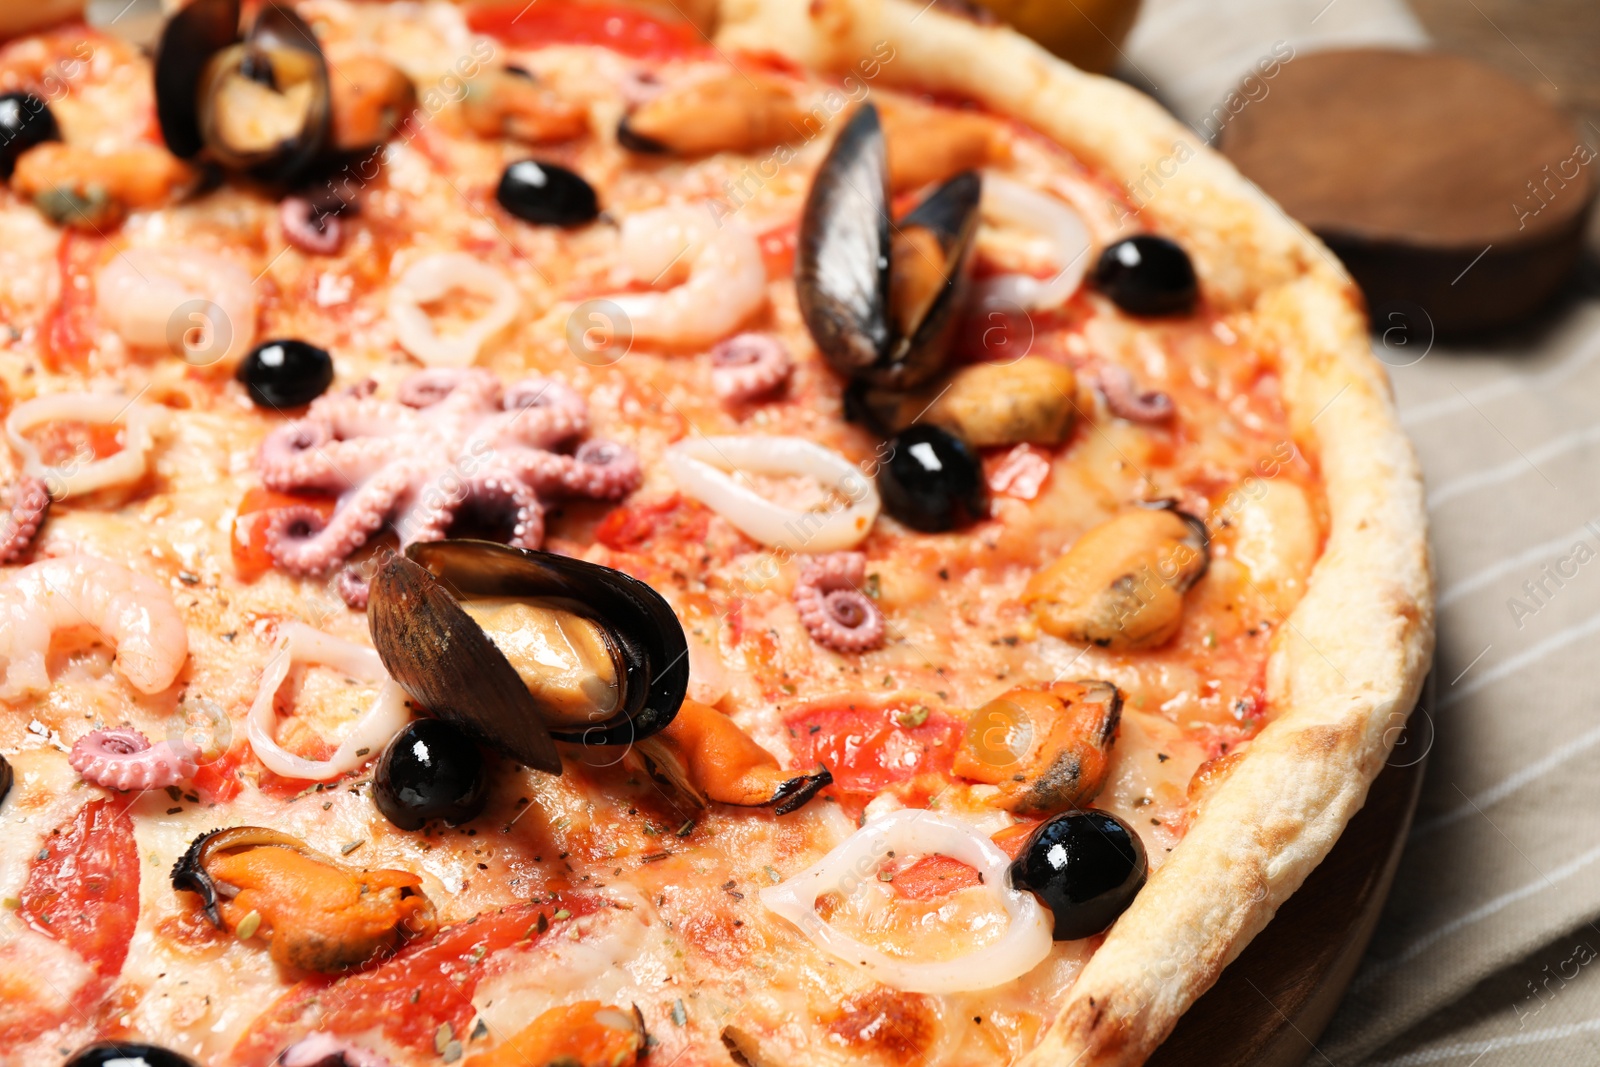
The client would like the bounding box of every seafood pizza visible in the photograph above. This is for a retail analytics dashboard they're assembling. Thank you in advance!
[0,1,1431,1065]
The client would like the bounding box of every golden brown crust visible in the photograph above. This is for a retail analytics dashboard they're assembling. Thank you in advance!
[716,2,1434,1063]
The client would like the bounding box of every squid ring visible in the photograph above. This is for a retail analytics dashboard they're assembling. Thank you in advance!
[388,253,519,367]
[5,393,164,500]
[760,808,1052,994]
[247,622,412,780]
[664,435,879,553]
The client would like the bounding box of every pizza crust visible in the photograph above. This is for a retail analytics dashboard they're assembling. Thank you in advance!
[716,2,1434,1063]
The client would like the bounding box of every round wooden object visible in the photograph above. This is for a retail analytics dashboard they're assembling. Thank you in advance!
[1220,48,1595,335]
[1149,736,1428,1065]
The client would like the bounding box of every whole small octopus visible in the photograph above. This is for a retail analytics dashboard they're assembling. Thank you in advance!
[255,368,642,600]
[69,727,197,792]
[793,551,887,653]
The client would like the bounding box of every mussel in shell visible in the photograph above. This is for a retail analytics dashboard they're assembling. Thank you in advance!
[367,541,690,774]
[795,102,982,391]
[155,0,331,182]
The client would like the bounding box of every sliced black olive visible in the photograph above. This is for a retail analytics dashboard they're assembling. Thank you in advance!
[496,159,599,227]
[64,1042,200,1067]
[877,424,987,533]
[1009,809,1147,941]
[1092,235,1199,317]
[0,751,11,806]
[239,338,333,408]
[0,92,59,179]
[374,719,489,831]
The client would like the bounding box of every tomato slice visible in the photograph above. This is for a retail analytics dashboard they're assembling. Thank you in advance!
[467,1,708,59]
[44,229,102,372]
[595,493,708,553]
[785,699,961,815]
[885,822,1035,900]
[758,221,798,279]
[231,895,606,1065]
[19,798,140,984]
[232,487,336,581]
[191,740,249,803]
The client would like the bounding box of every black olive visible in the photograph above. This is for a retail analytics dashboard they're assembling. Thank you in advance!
[374,719,489,831]
[64,1042,200,1067]
[1009,809,1147,941]
[496,159,599,227]
[877,425,987,532]
[239,339,334,409]
[1092,235,1199,317]
[0,751,11,805]
[0,92,59,180]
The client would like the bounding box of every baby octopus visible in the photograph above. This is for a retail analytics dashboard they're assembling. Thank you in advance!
[69,727,197,792]
[711,333,793,406]
[793,552,887,653]
[256,368,641,584]
[0,476,48,563]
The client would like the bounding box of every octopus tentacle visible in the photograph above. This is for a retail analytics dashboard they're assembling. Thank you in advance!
[711,332,793,405]
[69,727,197,792]
[335,565,373,610]
[259,424,402,492]
[280,1034,398,1067]
[400,466,546,550]
[281,196,345,256]
[264,466,413,575]
[562,439,643,499]
[397,367,499,409]
[0,476,49,563]
[1093,363,1174,424]
[500,377,590,447]
[794,552,887,653]
[301,394,420,440]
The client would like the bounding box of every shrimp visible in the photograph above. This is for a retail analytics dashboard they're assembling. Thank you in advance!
[95,247,259,371]
[607,205,767,349]
[0,555,189,699]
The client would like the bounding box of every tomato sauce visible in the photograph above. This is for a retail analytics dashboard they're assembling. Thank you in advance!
[786,698,962,815]
[467,1,708,59]
[43,229,101,372]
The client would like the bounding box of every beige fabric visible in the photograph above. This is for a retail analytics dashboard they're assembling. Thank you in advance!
[1125,2,1600,1063]
[1319,268,1600,1067]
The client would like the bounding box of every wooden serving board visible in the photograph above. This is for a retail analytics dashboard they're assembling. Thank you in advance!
[1149,730,1428,1066]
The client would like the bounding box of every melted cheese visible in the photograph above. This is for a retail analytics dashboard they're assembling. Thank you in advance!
[0,2,1320,1062]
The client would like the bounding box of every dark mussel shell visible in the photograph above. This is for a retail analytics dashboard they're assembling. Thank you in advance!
[372,540,690,757]
[888,170,982,380]
[368,552,562,775]
[170,825,310,927]
[795,102,981,392]
[155,0,331,183]
[154,0,240,161]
